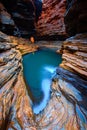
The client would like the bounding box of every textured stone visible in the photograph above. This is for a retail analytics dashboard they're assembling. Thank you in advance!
[35,67,87,130]
[0,31,36,129]
[60,33,87,78]
[65,0,87,36]
[0,0,36,38]
[36,0,67,38]
[0,31,87,129]
[0,2,17,35]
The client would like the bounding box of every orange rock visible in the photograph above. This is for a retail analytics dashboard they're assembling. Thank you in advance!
[30,37,35,43]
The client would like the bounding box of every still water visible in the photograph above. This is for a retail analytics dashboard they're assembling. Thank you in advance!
[22,49,62,114]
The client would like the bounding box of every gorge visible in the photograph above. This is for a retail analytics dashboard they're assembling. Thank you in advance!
[0,0,87,130]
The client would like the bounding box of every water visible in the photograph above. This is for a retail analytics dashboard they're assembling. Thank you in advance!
[22,49,62,114]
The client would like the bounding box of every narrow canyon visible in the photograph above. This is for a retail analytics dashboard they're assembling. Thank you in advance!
[0,0,87,130]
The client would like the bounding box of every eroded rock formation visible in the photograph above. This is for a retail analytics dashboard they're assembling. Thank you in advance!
[0,2,17,35]
[60,33,87,79]
[0,31,37,129]
[0,0,36,37]
[36,0,67,39]
[65,0,87,36]
[35,67,87,129]
[0,31,87,130]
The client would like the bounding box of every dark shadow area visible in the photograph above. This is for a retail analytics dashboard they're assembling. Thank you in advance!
[0,0,42,38]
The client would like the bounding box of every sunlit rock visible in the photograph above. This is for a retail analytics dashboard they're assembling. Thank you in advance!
[0,31,36,129]
[35,67,87,130]
[60,33,87,78]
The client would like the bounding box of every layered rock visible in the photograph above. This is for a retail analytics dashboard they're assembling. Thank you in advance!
[0,31,37,129]
[0,3,17,35]
[36,0,67,39]
[35,67,87,130]
[0,0,36,38]
[65,0,87,36]
[60,33,87,79]
[0,31,87,129]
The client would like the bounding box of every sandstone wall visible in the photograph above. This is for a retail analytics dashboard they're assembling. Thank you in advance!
[60,33,87,79]
[36,0,67,38]
[0,32,36,129]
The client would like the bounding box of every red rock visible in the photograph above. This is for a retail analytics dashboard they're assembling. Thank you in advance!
[36,0,67,38]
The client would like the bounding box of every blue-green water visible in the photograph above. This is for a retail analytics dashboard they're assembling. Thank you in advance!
[22,49,62,114]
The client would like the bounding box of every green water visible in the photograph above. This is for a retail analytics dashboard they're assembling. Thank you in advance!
[22,49,62,114]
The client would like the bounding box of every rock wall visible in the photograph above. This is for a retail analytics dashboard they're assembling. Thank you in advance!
[65,0,87,36]
[0,31,37,129]
[60,33,87,79]
[36,67,87,130]
[0,3,17,35]
[36,0,67,39]
[0,0,36,38]
[0,31,87,130]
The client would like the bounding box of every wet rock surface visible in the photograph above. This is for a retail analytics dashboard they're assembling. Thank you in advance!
[34,67,87,130]
[60,33,87,78]
[65,0,87,36]
[36,0,67,38]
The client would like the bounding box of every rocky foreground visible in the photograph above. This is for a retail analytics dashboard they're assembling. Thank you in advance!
[0,31,87,130]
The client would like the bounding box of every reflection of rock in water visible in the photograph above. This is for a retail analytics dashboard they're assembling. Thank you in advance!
[35,67,87,130]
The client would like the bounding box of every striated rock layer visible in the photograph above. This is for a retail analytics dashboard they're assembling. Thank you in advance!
[35,67,87,130]
[60,33,87,79]
[0,31,36,129]
[0,0,36,37]
[36,0,67,39]
[0,2,17,35]
[0,31,87,129]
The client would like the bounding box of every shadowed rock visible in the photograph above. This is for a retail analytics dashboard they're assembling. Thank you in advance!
[65,0,87,36]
